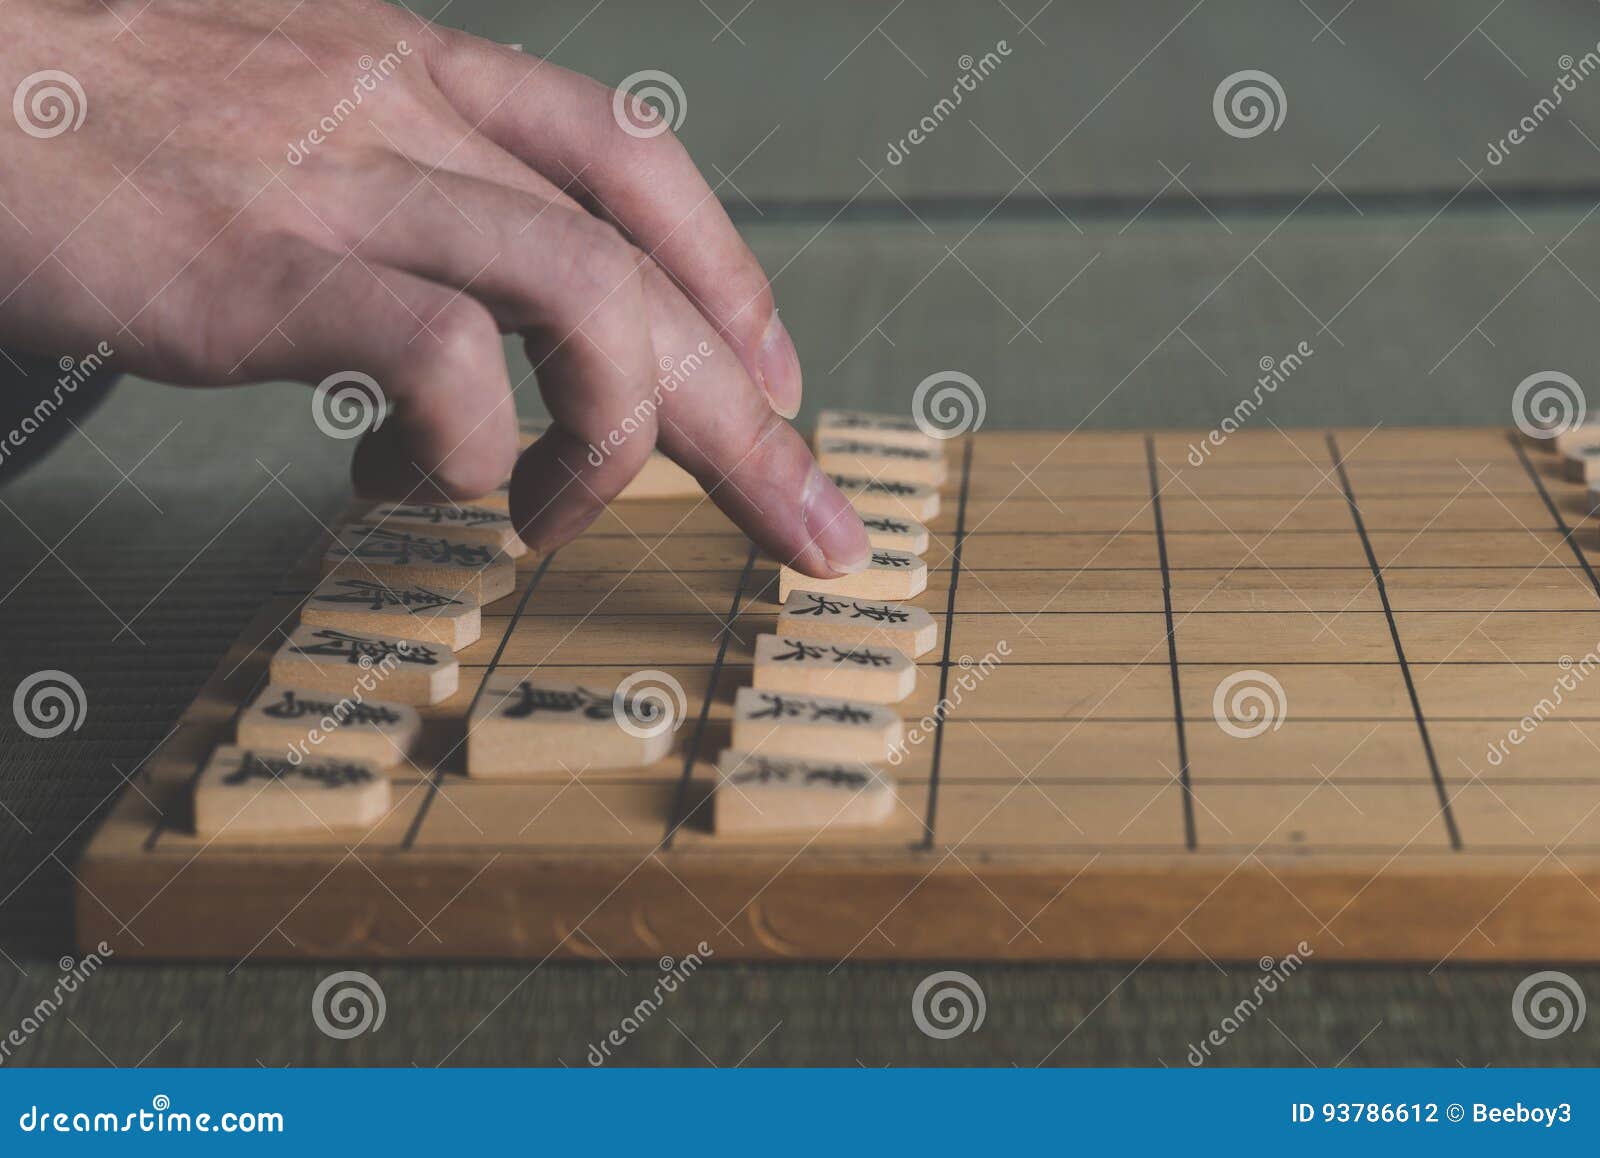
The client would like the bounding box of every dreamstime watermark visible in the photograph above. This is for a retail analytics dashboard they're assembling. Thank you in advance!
[1485,648,1600,767]
[1186,943,1314,1064]
[912,370,986,440]
[1212,669,1287,739]
[1186,341,1313,465]
[912,970,986,1039]
[17,1097,284,1135]
[612,69,686,139]
[1512,970,1586,1039]
[0,341,114,470]
[586,341,713,467]
[1487,48,1600,165]
[273,653,406,766]
[1213,69,1285,138]
[885,41,1012,166]
[0,944,113,1065]
[311,370,387,439]
[1511,370,1585,441]
[311,970,386,1039]
[13,70,86,139]
[612,670,688,741]
[286,42,413,164]
[887,643,1010,765]
[587,944,713,1064]
[12,670,87,739]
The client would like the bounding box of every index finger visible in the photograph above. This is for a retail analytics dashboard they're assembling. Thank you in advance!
[428,39,802,419]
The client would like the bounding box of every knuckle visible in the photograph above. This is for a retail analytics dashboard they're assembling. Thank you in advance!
[419,298,501,373]
[723,404,787,481]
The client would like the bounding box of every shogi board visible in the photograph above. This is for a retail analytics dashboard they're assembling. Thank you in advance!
[74,429,1600,963]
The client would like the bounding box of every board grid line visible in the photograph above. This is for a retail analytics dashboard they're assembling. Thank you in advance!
[660,542,760,849]
[917,435,974,852]
[1511,432,1600,600]
[1146,436,1197,851]
[402,551,556,849]
[1326,432,1462,851]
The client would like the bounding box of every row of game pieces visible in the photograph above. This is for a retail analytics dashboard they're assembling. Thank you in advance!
[189,411,945,842]
[713,409,947,838]
[1532,424,1600,514]
[189,430,692,837]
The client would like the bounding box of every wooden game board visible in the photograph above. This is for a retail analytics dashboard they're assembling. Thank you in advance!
[73,429,1600,962]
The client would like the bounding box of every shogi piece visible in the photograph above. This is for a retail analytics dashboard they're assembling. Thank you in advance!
[1564,445,1600,484]
[302,575,481,650]
[816,409,941,453]
[236,685,421,769]
[732,687,902,763]
[752,633,916,703]
[1521,418,1598,450]
[778,548,927,602]
[366,502,527,558]
[1552,426,1600,455]
[323,524,515,603]
[713,750,896,836]
[192,746,390,837]
[778,590,937,658]
[830,474,940,521]
[269,624,459,706]
[859,513,929,554]
[816,438,947,486]
[467,673,676,777]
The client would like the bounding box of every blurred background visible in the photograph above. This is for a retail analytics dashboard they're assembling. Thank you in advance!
[4,0,1600,1064]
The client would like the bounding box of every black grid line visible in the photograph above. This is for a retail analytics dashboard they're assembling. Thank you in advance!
[660,543,760,849]
[1146,437,1197,851]
[1511,433,1600,600]
[1327,432,1462,851]
[918,436,975,851]
[402,552,555,849]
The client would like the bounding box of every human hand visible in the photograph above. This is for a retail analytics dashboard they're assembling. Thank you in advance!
[0,0,870,576]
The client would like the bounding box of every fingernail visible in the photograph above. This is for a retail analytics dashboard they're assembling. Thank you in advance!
[801,465,871,574]
[757,312,802,419]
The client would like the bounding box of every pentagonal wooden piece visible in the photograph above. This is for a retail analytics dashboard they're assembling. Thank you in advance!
[365,502,526,558]
[322,524,515,603]
[268,624,458,706]
[713,749,896,836]
[777,590,937,657]
[858,512,930,554]
[193,745,390,837]
[778,548,927,602]
[815,409,941,452]
[731,688,902,763]
[301,574,481,650]
[466,673,676,777]
[816,437,948,486]
[830,473,940,521]
[752,633,915,703]
[236,685,421,768]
